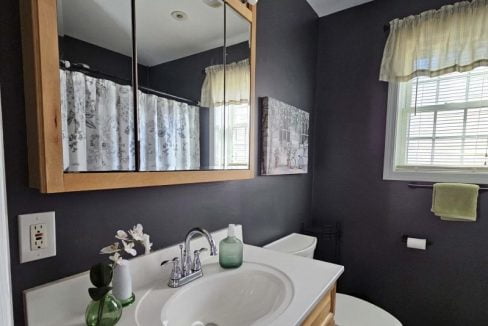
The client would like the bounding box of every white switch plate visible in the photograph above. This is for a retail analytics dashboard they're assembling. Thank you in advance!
[18,212,56,263]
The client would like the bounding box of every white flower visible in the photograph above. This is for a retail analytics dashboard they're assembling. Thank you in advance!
[115,230,129,240]
[101,224,151,264]
[142,234,153,255]
[100,242,120,254]
[129,224,144,241]
[122,240,137,256]
[109,252,123,265]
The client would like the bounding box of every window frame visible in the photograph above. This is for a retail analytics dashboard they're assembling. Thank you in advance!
[226,104,250,167]
[210,103,250,169]
[383,82,488,184]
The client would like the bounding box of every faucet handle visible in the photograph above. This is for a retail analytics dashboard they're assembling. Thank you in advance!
[191,248,207,272]
[160,260,171,268]
[161,257,182,280]
[161,256,177,268]
[170,257,182,280]
[194,247,208,255]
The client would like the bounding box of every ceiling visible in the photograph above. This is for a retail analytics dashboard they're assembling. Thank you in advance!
[58,0,249,67]
[306,0,373,17]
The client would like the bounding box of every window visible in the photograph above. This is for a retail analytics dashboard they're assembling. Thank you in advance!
[211,103,250,169]
[227,103,250,167]
[384,66,488,183]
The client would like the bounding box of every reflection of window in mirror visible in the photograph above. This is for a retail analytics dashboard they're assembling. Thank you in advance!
[201,5,251,170]
[202,59,250,170]
[212,102,250,168]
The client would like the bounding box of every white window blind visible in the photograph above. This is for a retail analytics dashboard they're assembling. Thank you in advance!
[393,66,488,173]
[212,103,250,169]
[228,104,250,166]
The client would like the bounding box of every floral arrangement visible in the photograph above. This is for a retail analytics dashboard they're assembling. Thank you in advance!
[100,224,152,266]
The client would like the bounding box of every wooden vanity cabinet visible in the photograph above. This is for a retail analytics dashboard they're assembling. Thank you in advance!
[302,284,336,326]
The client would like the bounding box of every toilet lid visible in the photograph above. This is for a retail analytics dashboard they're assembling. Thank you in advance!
[335,294,402,326]
[263,233,317,255]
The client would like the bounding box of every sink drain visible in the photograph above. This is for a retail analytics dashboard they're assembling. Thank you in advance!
[206,323,218,326]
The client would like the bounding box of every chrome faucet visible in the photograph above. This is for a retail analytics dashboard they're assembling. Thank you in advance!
[161,227,218,288]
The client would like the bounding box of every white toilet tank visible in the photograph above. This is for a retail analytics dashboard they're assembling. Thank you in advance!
[264,233,402,326]
[263,233,317,258]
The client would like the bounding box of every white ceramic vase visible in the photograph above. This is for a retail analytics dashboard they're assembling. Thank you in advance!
[112,260,133,304]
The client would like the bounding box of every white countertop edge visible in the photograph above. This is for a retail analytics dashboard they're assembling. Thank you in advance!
[295,265,344,324]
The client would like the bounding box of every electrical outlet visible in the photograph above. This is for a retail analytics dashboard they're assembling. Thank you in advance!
[30,223,48,250]
[18,212,56,263]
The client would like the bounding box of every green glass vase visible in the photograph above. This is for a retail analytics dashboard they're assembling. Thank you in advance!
[85,294,123,326]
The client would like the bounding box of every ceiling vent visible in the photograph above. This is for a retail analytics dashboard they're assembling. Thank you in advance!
[171,11,188,21]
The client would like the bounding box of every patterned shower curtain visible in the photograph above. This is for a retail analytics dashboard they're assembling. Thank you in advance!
[60,70,200,172]
[138,93,200,171]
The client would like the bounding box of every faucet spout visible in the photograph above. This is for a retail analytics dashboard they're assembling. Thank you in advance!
[184,227,218,256]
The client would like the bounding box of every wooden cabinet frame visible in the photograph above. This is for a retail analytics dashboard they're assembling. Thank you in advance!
[302,285,337,326]
[20,0,257,193]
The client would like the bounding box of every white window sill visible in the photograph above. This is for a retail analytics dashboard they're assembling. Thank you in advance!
[383,168,488,184]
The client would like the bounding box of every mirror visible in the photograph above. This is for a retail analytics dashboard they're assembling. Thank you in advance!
[57,0,136,172]
[136,0,251,171]
[56,0,251,174]
[135,0,224,171]
[220,3,251,169]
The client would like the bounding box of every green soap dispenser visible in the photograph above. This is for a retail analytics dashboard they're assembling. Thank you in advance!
[219,224,243,269]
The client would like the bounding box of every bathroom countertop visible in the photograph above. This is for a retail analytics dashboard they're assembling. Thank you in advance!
[24,227,344,326]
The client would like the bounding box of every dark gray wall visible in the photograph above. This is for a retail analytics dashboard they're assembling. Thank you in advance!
[0,0,317,324]
[60,36,149,87]
[312,0,488,325]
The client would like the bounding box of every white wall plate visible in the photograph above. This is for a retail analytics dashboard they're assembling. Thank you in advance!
[18,212,56,263]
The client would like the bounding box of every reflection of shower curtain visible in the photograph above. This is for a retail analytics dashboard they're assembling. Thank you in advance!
[60,69,200,171]
[60,70,135,171]
[138,94,200,171]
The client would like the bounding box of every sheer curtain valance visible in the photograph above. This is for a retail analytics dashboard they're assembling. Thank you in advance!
[201,59,250,108]
[379,0,488,82]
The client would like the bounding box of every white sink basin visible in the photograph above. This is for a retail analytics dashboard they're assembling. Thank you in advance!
[137,262,293,326]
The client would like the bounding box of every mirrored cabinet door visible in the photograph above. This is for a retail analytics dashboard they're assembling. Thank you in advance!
[220,3,251,170]
[57,0,136,172]
[135,0,225,172]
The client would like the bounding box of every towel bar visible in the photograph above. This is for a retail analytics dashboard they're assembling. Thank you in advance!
[408,183,488,191]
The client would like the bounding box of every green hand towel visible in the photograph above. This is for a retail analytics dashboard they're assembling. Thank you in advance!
[431,183,479,222]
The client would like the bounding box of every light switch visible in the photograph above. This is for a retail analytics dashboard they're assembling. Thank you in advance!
[18,212,56,263]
